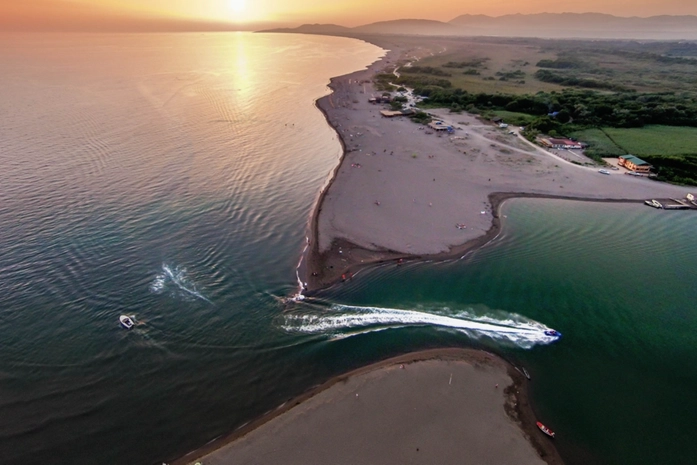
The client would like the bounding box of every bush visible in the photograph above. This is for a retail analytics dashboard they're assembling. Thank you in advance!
[410,111,432,124]
[401,66,451,77]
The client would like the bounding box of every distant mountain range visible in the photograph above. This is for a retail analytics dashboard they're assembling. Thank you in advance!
[261,13,697,40]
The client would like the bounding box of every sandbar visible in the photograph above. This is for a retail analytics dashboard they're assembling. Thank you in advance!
[173,349,563,465]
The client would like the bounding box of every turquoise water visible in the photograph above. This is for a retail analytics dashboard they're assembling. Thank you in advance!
[1,32,696,465]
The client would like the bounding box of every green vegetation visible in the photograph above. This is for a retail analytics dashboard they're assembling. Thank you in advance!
[496,70,525,81]
[401,66,451,77]
[537,58,583,69]
[417,88,697,183]
[567,126,697,184]
[443,58,489,68]
[373,37,697,184]
[534,69,632,92]
[485,110,536,126]
[642,155,697,185]
[603,126,697,157]
[568,128,625,159]
[419,88,697,129]
[412,38,697,95]
[410,111,432,124]
[374,73,394,91]
[392,74,452,90]
[389,100,404,111]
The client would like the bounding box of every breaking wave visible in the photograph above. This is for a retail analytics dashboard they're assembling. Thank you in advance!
[282,304,560,349]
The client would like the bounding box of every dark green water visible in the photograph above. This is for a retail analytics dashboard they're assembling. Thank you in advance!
[317,199,697,465]
[1,33,696,465]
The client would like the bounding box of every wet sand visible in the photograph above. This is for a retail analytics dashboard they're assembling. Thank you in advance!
[173,349,563,465]
[304,37,689,291]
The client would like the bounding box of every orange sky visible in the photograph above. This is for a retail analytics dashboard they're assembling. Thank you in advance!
[2,0,697,31]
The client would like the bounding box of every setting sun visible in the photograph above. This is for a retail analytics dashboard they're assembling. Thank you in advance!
[228,0,246,13]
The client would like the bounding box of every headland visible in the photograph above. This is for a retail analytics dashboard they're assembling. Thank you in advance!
[303,34,690,292]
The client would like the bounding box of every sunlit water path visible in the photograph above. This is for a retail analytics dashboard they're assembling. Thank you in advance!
[1,33,696,465]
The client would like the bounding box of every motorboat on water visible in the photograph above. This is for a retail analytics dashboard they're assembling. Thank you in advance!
[536,421,556,438]
[119,315,134,329]
[544,329,562,338]
[516,366,532,380]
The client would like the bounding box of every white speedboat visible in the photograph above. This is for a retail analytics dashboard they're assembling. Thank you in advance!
[119,315,134,329]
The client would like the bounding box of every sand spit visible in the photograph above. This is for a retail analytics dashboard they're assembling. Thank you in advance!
[305,41,689,291]
[173,349,563,465]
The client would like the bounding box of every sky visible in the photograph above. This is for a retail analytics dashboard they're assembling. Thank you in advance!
[2,0,697,31]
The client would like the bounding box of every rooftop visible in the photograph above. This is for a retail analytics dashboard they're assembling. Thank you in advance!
[620,155,651,166]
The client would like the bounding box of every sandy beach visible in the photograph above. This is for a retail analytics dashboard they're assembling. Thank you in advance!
[304,37,690,291]
[174,349,563,465]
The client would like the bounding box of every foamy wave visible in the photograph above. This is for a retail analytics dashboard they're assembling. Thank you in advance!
[282,304,560,349]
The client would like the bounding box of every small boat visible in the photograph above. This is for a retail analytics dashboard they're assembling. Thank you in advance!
[537,421,556,438]
[598,169,610,175]
[119,315,134,329]
[544,329,562,338]
[522,367,531,380]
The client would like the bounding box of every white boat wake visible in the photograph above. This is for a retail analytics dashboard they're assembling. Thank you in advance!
[282,304,560,349]
[150,264,213,304]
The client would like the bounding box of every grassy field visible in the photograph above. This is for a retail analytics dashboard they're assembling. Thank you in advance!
[373,35,697,96]
[603,126,697,156]
[569,128,626,157]
[414,41,562,95]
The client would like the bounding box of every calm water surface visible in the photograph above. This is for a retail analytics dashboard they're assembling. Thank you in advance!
[1,33,696,465]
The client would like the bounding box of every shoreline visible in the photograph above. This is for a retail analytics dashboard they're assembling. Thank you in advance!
[298,44,403,293]
[171,349,564,465]
[305,190,648,293]
[302,33,691,293]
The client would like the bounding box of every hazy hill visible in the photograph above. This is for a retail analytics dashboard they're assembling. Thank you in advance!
[352,19,460,36]
[449,13,697,39]
[262,23,351,34]
[261,14,697,40]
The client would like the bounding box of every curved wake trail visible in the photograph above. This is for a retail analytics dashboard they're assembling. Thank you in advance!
[151,264,213,304]
[282,304,560,349]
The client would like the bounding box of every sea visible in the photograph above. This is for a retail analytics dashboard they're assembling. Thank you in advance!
[0,32,696,465]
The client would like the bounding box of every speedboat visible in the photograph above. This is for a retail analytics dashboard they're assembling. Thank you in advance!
[536,421,556,438]
[544,329,562,338]
[598,169,610,175]
[119,315,134,329]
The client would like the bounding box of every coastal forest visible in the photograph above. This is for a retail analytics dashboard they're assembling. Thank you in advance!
[374,37,697,185]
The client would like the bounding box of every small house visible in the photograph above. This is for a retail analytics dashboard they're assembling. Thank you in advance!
[618,155,652,173]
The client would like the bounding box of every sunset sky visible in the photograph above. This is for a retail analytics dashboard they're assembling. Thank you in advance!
[3,0,697,31]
